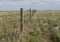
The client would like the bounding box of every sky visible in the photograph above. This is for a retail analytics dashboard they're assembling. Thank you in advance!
[0,0,60,10]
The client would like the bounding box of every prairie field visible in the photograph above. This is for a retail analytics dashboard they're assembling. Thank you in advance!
[0,10,60,42]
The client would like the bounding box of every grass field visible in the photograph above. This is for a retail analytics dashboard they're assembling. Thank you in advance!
[0,11,60,42]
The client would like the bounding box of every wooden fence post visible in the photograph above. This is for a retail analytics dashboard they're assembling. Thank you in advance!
[20,8,24,32]
[20,8,24,42]
[30,8,32,21]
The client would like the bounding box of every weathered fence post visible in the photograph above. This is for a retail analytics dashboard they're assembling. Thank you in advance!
[30,8,32,21]
[20,8,24,42]
[20,8,24,32]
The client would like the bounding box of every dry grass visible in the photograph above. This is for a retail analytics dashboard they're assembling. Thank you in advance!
[0,11,60,42]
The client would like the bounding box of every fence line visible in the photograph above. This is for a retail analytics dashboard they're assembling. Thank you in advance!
[20,8,36,42]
